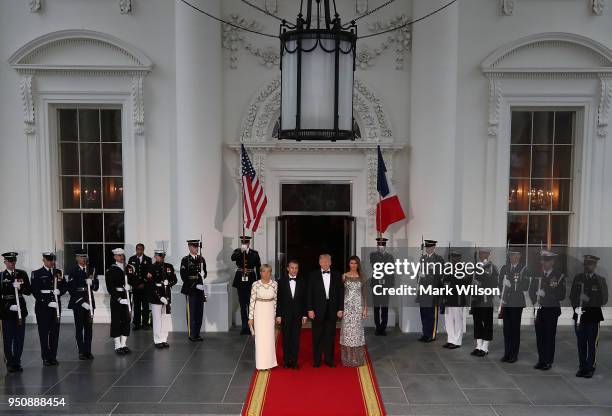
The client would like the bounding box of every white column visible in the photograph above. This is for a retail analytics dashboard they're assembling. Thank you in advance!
[173,0,229,331]
[400,0,459,332]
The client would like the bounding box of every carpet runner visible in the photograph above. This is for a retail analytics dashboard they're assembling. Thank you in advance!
[242,329,385,416]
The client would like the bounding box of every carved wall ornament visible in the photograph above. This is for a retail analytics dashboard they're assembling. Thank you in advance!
[131,75,145,135]
[222,14,279,69]
[119,0,132,14]
[597,77,612,137]
[361,14,412,70]
[501,0,515,16]
[592,0,605,15]
[20,75,35,135]
[486,77,502,137]
[29,0,42,13]
[356,0,369,14]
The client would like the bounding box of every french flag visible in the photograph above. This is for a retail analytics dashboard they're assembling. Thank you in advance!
[376,145,406,233]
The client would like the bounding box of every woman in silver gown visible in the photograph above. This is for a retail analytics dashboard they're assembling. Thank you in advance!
[340,256,368,367]
[248,264,278,370]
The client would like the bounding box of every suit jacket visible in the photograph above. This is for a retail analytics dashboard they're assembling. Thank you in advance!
[276,275,307,319]
[67,264,99,310]
[31,267,68,311]
[128,254,152,291]
[307,269,344,318]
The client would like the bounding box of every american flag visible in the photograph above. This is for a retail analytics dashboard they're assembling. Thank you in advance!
[241,144,267,232]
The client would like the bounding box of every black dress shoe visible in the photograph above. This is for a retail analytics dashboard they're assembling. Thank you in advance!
[133,325,141,331]
[325,362,335,368]
[188,336,198,342]
[500,356,509,362]
[115,348,125,355]
[470,349,480,356]
[123,347,131,354]
[195,336,204,342]
[43,360,54,367]
[448,344,460,349]
[418,335,428,342]
[381,330,387,336]
[476,350,488,357]
[533,362,544,369]
[6,365,18,373]
[584,370,594,378]
[576,369,587,377]
[541,364,552,371]
[51,359,59,366]
[240,328,251,335]
[86,353,94,360]
[163,342,170,348]
[79,353,88,360]
[154,343,164,349]
[506,357,518,363]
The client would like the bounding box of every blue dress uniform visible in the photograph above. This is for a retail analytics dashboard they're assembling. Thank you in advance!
[67,249,99,360]
[570,255,608,378]
[231,236,261,335]
[128,253,152,329]
[180,240,207,341]
[498,256,530,363]
[416,240,444,342]
[529,250,566,370]
[369,238,395,336]
[0,252,31,373]
[31,253,68,366]
[470,255,498,356]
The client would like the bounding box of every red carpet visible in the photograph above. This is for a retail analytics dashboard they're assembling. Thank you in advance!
[242,329,385,416]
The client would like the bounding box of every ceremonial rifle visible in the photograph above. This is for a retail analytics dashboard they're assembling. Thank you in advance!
[53,242,61,321]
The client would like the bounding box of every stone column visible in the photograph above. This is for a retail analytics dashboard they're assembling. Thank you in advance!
[173,0,228,331]
[401,0,459,332]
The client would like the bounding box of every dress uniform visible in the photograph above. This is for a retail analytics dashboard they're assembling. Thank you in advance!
[369,238,395,336]
[470,249,498,357]
[0,252,31,372]
[105,248,138,354]
[180,239,207,341]
[67,249,99,360]
[128,247,152,330]
[231,236,261,335]
[498,250,530,363]
[529,250,566,370]
[417,240,443,342]
[570,255,608,378]
[31,252,67,366]
[442,251,467,348]
[147,250,178,348]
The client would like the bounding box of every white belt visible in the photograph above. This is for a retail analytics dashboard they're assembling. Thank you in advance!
[115,288,125,292]
[40,290,51,294]
[155,283,162,287]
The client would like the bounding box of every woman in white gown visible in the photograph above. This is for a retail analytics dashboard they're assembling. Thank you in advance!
[248,264,278,370]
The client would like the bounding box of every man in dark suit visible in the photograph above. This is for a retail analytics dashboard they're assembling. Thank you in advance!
[276,259,307,369]
[128,243,152,330]
[307,254,344,368]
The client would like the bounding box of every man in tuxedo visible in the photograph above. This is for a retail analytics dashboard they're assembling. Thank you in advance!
[276,260,307,369]
[307,254,344,368]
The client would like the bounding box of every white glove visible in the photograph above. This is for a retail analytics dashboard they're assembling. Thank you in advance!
[580,293,590,302]
[574,307,583,315]
[503,278,511,288]
[48,302,58,308]
[196,284,204,291]
[9,305,18,312]
[82,302,91,311]
[198,272,205,279]
[160,297,168,305]
[536,289,545,298]
[119,298,129,305]
[85,278,93,286]
[12,281,21,289]
[163,279,169,286]
[124,284,132,291]
[53,289,61,296]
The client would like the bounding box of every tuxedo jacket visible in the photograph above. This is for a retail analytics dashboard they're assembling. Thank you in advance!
[276,275,307,319]
[306,269,344,318]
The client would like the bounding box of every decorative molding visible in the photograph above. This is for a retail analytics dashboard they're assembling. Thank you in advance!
[119,0,132,14]
[501,0,515,16]
[357,15,412,70]
[29,0,42,13]
[592,0,605,15]
[131,75,145,135]
[19,75,35,135]
[239,76,394,143]
[597,77,612,137]
[264,0,277,13]
[222,14,279,69]
[356,0,368,14]
[486,78,502,137]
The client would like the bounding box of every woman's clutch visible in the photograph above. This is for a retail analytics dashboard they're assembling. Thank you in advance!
[249,324,255,336]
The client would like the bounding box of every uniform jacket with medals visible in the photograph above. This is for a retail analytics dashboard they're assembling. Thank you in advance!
[441,265,469,307]
[105,263,138,306]
[416,252,444,307]
[570,272,608,323]
[0,269,31,319]
[528,268,566,316]
[231,248,261,293]
[498,263,530,308]
[180,254,207,296]
[369,250,395,307]
[470,262,498,308]
[67,264,99,310]
[147,261,178,308]
[128,254,151,292]
[31,267,68,312]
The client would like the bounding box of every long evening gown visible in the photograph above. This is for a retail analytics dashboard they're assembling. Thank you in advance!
[248,279,278,370]
[340,275,367,366]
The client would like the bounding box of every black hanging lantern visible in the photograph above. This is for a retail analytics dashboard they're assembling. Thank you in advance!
[279,0,357,141]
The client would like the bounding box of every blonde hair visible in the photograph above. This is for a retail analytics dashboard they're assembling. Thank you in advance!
[260,264,272,273]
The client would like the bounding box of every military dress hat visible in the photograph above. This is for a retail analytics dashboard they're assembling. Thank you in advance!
[540,249,557,260]
[375,237,388,246]
[424,240,437,247]
[507,249,521,256]
[240,235,252,243]
[111,248,125,256]
[154,249,167,257]
[450,250,462,258]
[584,254,600,264]
[2,252,18,261]
[478,247,491,254]
[42,252,56,261]
[187,239,200,247]
[74,248,88,258]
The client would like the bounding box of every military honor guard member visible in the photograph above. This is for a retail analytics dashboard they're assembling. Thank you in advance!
[529,250,566,370]
[417,240,444,342]
[231,236,261,335]
[369,237,395,336]
[147,249,178,348]
[276,259,307,368]
[442,251,467,349]
[31,252,67,366]
[498,249,530,363]
[128,243,152,330]
[570,254,608,378]
[105,248,138,355]
[67,249,98,360]
[0,252,31,372]
[470,248,498,357]
[180,239,207,341]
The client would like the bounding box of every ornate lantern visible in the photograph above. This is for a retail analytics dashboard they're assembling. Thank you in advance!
[279,0,357,141]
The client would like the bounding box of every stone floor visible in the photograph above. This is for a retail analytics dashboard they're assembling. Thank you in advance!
[0,324,610,415]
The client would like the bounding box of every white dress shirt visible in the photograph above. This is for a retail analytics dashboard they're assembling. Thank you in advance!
[322,269,331,300]
[289,275,297,298]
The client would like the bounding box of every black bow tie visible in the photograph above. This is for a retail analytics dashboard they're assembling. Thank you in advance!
[322,271,330,274]
[289,276,297,280]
